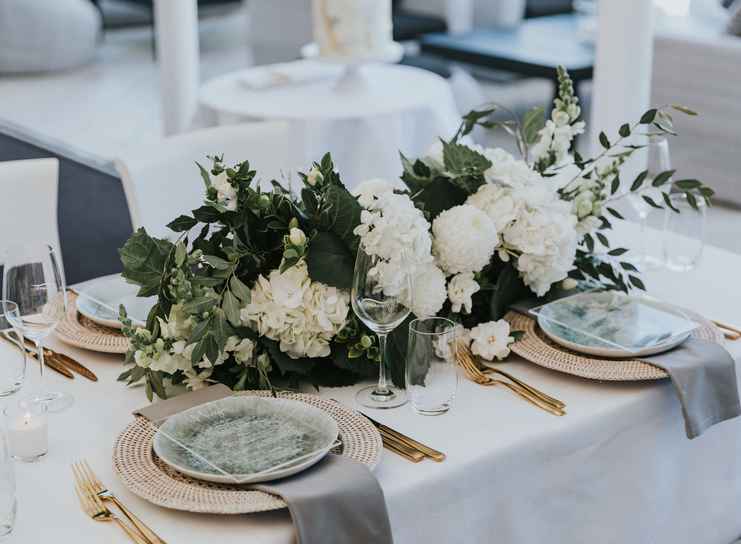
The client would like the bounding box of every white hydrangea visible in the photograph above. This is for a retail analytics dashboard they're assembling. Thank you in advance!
[469,320,514,361]
[432,204,498,275]
[352,178,397,208]
[466,183,523,233]
[481,147,544,187]
[241,261,349,359]
[211,171,238,211]
[353,190,433,297]
[224,335,255,365]
[408,262,447,318]
[447,272,480,314]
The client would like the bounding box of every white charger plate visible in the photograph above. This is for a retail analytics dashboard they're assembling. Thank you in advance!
[153,396,339,484]
[76,275,154,329]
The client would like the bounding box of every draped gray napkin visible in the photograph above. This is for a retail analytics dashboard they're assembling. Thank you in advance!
[510,297,741,439]
[135,385,394,544]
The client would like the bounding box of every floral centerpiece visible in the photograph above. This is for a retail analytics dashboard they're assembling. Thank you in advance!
[118,68,712,399]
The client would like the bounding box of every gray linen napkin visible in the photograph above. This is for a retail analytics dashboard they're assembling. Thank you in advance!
[510,298,741,439]
[135,386,394,544]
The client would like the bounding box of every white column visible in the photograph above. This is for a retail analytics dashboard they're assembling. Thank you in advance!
[154,0,200,136]
[590,0,655,159]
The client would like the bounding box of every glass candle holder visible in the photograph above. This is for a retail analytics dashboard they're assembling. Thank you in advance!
[5,401,48,462]
[0,410,16,537]
[405,317,459,416]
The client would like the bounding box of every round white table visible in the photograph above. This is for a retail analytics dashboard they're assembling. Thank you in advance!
[199,61,461,186]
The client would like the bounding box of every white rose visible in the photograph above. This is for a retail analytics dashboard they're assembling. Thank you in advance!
[306,167,323,186]
[289,227,306,246]
[469,320,514,361]
[447,272,480,314]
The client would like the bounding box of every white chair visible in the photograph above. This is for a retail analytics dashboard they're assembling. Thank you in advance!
[0,158,62,260]
[116,122,306,239]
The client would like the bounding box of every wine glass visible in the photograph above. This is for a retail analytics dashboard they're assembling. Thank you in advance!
[2,244,72,412]
[0,301,26,398]
[351,244,412,409]
[627,135,671,269]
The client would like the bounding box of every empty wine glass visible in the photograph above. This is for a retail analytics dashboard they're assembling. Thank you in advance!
[351,243,412,409]
[0,301,26,398]
[627,135,671,269]
[2,244,72,413]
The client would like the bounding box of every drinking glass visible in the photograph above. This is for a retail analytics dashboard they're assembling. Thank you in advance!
[351,244,412,409]
[0,410,16,538]
[627,136,671,269]
[0,301,26,398]
[2,244,72,413]
[662,192,706,272]
[405,317,458,415]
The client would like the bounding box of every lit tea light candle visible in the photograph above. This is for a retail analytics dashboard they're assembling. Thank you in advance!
[7,405,48,462]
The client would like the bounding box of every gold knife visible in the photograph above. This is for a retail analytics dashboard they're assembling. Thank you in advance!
[22,337,97,382]
[0,332,74,379]
[361,413,446,462]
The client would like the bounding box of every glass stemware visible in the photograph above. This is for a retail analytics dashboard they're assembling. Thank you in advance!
[0,411,16,537]
[0,301,26,398]
[351,244,412,409]
[627,135,671,269]
[2,244,72,413]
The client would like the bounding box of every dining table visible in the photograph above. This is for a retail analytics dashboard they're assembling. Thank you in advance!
[9,221,741,544]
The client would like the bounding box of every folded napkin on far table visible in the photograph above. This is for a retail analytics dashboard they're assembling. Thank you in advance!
[237,62,337,91]
[510,298,741,439]
[135,385,393,544]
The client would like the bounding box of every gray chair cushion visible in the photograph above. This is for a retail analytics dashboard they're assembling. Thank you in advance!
[0,121,133,284]
[728,0,741,35]
[0,0,101,73]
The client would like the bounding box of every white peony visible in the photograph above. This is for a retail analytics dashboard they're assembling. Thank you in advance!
[447,272,480,314]
[432,205,498,275]
[241,261,349,359]
[469,320,514,361]
[408,262,447,317]
[211,171,238,211]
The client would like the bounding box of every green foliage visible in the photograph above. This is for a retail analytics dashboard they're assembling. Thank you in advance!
[119,229,173,297]
[306,231,354,289]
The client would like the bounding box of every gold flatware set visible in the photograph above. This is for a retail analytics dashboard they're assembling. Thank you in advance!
[0,331,97,381]
[457,343,567,417]
[713,320,741,341]
[73,460,166,544]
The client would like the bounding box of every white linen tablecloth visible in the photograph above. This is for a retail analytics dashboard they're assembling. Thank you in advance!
[199,61,461,187]
[9,223,741,544]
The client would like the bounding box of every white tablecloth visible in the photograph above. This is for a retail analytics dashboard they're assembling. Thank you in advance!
[199,61,461,187]
[9,222,741,543]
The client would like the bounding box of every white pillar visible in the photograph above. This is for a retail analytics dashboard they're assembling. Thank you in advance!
[590,0,655,159]
[154,0,199,136]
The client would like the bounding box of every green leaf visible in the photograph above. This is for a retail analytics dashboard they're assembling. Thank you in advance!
[584,233,595,253]
[642,195,663,209]
[306,231,354,289]
[599,132,611,149]
[167,215,198,232]
[324,184,362,248]
[230,276,251,303]
[183,296,217,315]
[119,228,173,297]
[640,109,658,124]
[610,174,620,195]
[628,275,646,290]
[607,247,628,256]
[203,255,231,270]
[620,261,638,272]
[263,338,317,376]
[459,107,497,138]
[662,192,680,213]
[651,169,675,187]
[596,232,610,247]
[196,161,212,188]
[192,205,222,223]
[674,179,702,191]
[618,123,631,138]
[522,106,546,145]
[414,177,467,220]
[671,104,698,116]
[631,170,649,191]
[149,371,167,399]
[174,242,186,267]
[606,207,624,220]
[222,290,242,327]
[686,191,699,210]
[442,141,492,175]
[489,265,529,321]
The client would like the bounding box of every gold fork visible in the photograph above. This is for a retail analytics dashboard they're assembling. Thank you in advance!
[73,467,149,544]
[75,460,167,544]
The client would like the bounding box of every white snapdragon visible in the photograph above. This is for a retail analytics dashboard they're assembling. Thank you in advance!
[432,204,498,275]
[468,320,514,361]
[211,171,238,211]
[447,272,480,314]
[241,261,349,359]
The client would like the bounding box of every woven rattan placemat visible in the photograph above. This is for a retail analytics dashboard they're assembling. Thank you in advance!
[55,293,129,354]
